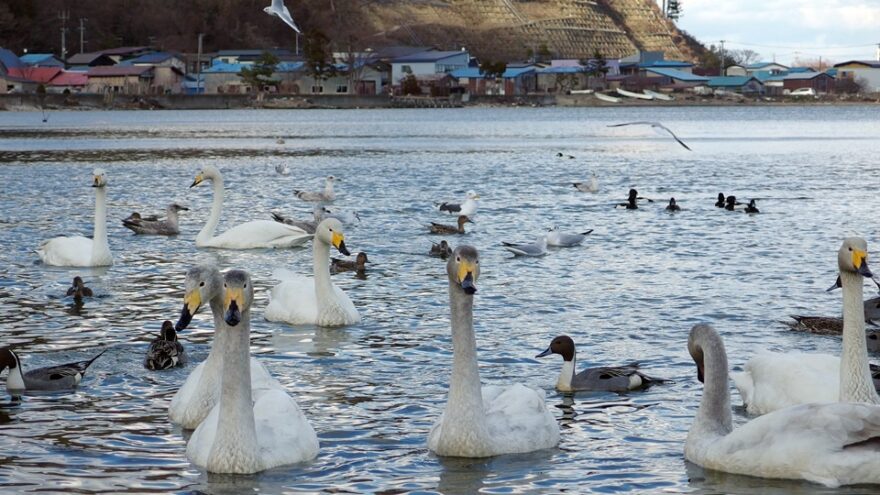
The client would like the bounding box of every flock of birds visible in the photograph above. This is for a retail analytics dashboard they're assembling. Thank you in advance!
[6,120,880,487]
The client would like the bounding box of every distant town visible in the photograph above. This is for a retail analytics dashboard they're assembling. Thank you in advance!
[1,43,879,107]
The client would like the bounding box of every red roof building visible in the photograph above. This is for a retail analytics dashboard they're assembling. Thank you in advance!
[8,67,62,84]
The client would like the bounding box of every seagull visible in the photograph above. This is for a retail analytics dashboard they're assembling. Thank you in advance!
[264,0,301,33]
[275,164,290,176]
[546,228,593,247]
[572,174,599,193]
[607,121,691,151]
[502,235,548,257]
[437,191,479,216]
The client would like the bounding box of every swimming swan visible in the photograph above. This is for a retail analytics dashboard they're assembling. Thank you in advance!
[686,323,880,488]
[169,265,280,429]
[428,246,559,457]
[37,169,113,267]
[733,237,880,415]
[190,165,311,249]
[265,218,360,327]
[187,269,318,474]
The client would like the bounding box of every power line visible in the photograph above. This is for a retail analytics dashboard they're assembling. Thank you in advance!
[716,40,878,51]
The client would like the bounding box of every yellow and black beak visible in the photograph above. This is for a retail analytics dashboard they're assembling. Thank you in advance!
[854,250,872,278]
[189,173,204,188]
[457,260,478,295]
[332,232,350,256]
[224,287,244,326]
[175,290,202,331]
[92,175,102,187]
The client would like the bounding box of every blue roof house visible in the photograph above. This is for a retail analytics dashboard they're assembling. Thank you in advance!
[391,49,469,86]
[20,53,65,67]
[706,76,764,94]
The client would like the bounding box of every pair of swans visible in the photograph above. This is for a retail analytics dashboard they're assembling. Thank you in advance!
[428,246,559,457]
[265,218,360,327]
[733,237,879,415]
[37,169,113,267]
[170,265,318,473]
[190,166,311,249]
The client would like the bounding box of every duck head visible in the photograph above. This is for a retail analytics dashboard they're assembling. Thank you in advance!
[536,335,575,362]
[316,218,350,255]
[447,245,480,295]
[356,252,369,267]
[160,320,177,342]
[628,189,638,201]
[223,270,254,327]
[176,265,223,331]
[457,215,474,228]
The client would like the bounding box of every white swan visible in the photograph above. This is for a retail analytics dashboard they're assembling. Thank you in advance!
[187,269,318,474]
[265,218,360,327]
[733,237,879,415]
[37,169,113,267]
[169,265,281,429]
[190,165,311,249]
[686,324,880,488]
[428,245,559,457]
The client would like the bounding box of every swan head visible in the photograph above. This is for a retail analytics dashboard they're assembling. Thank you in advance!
[223,270,253,327]
[92,169,107,188]
[176,265,223,331]
[160,320,177,342]
[316,218,350,255]
[190,165,220,188]
[688,324,724,383]
[838,237,872,279]
[457,215,473,228]
[536,335,575,362]
[447,245,479,295]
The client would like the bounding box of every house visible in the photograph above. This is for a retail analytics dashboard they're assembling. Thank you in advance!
[640,60,694,75]
[203,63,247,93]
[783,72,834,94]
[0,72,36,93]
[66,52,116,69]
[7,67,63,85]
[47,71,88,93]
[98,46,152,63]
[725,65,747,77]
[450,66,536,96]
[643,68,709,86]
[211,49,295,66]
[86,66,154,94]
[20,53,65,67]
[120,52,186,93]
[0,47,25,72]
[834,60,880,92]
[536,65,584,93]
[744,62,788,76]
[705,76,764,94]
[390,50,469,88]
[619,50,665,76]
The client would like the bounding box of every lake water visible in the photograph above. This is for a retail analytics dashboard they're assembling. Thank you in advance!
[0,105,879,494]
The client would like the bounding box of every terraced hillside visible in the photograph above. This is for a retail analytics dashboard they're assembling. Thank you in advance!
[359,0,700,61]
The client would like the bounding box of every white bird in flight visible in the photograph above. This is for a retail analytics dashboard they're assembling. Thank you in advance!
[264,0,301,33]
[607,121,691,151]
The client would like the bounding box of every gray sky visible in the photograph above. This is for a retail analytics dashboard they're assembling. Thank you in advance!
[664,0,880,65]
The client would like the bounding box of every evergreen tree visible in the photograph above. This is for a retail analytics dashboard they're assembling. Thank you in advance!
[239,51,280,91]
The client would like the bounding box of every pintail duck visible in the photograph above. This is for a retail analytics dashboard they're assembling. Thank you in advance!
[429,216,472,235]
[0,347,106,391]
[330,252,369,275]
[430,240,453,258]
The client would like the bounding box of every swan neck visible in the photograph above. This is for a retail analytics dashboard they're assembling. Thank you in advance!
[313,239,334,305]
[445,283,487,427]
[92,186,109,256]
[197,177,224,245]
[839,271,877,403]
[213,308,259,459]
[693,338,733,438]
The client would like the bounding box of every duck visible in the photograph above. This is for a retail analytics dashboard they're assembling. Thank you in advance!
[189,165,311,249]
[330,252,368,275]
[265,218,361,327]
[36,169,113,267]
[732,238,880,415]
[665,197,681,212]
[686,323,880,488]
[546,228,592,247]
[294,176,336,202]
[429,216,472,235]
[187,269,319,473]
[169,265,281,429]
[144,321,187,371]
[785,295,880,334]
[556,152,575,159]
[438,191,479,216]
[536,335,667,392]
[724,195,738,211]
[715,193,725,208]
[427,246,560,457]
[430,240,453,259]
[502,235,548,257]
[124,212,158,223]
[0,347,105,391]
[65,276,93,301]
[744,199,760,214]
[572,174,599,193]
[616,188,652,210]
[122,203,188,235]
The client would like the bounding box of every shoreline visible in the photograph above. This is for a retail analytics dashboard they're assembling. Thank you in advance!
[1,92,878,111]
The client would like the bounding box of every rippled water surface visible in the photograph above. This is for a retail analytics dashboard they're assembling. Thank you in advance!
[1,106,879,494]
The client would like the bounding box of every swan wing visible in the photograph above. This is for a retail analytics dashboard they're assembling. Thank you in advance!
[204,220,312,249]
[733,351,839,415]
[265,272,319,324]
[37,236,95,267]
[482,383,560,454]
[700,402,880,487]
[254,388,319,468]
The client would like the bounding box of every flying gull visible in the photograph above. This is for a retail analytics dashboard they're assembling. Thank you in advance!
[264,0,301,33]
[607,121,691,151]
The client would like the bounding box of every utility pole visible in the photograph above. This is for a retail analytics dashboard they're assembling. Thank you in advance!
[58,11,70,61]
[719,39,725,76]
[197,33,204,94]
[78,18,88,54]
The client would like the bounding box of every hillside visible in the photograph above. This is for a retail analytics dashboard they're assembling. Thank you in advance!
[0,0,702,61]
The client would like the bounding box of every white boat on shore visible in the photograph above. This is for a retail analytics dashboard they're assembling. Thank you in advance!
[570,89,594,95]
[616,88,654,100]
[643,89,674,101]
[594,92,621,103]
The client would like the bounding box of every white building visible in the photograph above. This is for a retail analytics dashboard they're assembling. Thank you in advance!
[833,60,880,92]
[390,50,469,87]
